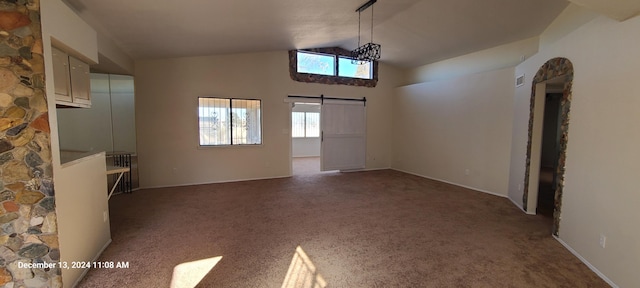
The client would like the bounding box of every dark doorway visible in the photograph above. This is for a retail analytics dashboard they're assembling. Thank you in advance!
[522,57,574,236]
[537,93,562,217]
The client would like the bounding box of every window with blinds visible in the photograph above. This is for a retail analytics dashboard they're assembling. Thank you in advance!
[198,97,262,146]
[292,112,320,138]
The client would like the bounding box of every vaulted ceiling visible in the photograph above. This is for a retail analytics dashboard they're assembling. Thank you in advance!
[63,0,638,68]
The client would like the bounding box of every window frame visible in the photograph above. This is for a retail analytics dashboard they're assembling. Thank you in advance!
[197,97,263,147]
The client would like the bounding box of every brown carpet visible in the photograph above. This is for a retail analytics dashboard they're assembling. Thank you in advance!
[77,170,608,288]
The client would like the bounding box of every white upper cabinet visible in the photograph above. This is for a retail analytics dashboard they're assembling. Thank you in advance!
[53,47,92,108]
[52,47,72,102]
[69,56,91,105]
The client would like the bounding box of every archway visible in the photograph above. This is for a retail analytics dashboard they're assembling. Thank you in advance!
[522,57,574,236]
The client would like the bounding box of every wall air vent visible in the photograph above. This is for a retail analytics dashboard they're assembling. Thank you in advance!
[516,74,525,87]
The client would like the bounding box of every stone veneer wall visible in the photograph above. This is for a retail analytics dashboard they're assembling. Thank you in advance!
[289,47,379,87]
[522,57,573,236]
[0,0,62,287]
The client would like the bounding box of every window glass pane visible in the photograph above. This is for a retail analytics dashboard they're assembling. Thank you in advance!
[199,98,261,146]
[297,52,336,76]
[292,112,305,138]
[338,57,372,79]
[305,112,320,137]
[231,99,262,145]
[199,98,230,145]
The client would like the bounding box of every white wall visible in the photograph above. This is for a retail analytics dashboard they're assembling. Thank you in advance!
[55,154,111,288]
[41,2,111,287]
[392,67,515,196]
[508,15,640,288]
[135,51,404,188]
[407,37,539,85]
[292,138,320,157]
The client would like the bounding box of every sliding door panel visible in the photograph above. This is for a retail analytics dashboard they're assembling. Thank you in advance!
[321,100,366,171]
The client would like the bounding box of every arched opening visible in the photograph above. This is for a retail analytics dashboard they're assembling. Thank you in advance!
[522,58,574,236]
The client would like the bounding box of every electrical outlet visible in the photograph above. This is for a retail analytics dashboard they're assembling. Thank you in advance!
[518,184,522,191]
[103,211,108,222]
[599,234,606,248]
[465,169,470,176]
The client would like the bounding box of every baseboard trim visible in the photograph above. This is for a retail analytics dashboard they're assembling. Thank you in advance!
[508,195,535,215]
[140,175,292,190]
[342,167,391,173]
[362,167,391,172]
[141,168,394,190]
[553,236,617,288]
[109,187,141,197]
[391,168,507,198]
[72,239,112,288]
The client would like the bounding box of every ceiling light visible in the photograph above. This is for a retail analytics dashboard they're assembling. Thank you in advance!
[351,0,381,64]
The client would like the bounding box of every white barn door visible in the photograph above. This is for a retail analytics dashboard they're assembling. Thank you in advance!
[321,99,366,171]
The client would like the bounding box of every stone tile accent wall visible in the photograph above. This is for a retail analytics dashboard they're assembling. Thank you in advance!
[289,47,379,87]
[523,57,573,236]
[0,0,62,287]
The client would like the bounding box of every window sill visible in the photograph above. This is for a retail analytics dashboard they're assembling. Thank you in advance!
[197,144,263,149]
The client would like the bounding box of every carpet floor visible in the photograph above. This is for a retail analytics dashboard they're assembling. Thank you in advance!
[77,170,608,288]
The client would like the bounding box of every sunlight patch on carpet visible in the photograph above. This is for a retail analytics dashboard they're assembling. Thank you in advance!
[281,246,327,288]
[170,256,222,288]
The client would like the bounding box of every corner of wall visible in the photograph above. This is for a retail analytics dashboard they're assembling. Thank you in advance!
[539,3,599,50]
[405,37,539,85]
[59,0,134,75]
[94,34,135,75]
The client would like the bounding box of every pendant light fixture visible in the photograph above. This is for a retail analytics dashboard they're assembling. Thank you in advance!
[351,0,381,64]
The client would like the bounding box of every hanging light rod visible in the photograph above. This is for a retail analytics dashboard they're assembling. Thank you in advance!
[355,0,377,13]
[351,0,381,64]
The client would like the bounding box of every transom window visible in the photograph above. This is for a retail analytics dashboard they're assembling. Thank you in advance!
[198,97,262,146]
[296,51,373,80]
[297,52,336,76]
[337,57,372,79]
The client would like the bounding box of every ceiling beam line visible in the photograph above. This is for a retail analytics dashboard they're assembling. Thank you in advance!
[355,0,377,13]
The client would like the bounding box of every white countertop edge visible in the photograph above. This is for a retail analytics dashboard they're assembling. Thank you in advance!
[60,151,106,169]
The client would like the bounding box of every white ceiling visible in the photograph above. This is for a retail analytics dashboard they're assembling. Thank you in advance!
[66,0,574,68]
[569,0,640,21]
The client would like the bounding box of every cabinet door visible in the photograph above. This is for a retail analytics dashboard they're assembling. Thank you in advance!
[69,56,91,105]
[52,47,72,102]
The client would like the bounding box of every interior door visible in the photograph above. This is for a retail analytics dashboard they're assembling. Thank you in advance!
[321,99,366,171]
